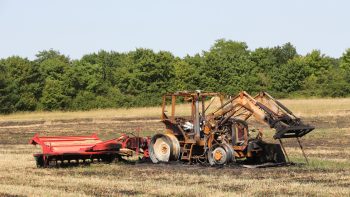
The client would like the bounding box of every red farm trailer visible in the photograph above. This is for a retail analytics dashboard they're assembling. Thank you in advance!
[29,133,150,167]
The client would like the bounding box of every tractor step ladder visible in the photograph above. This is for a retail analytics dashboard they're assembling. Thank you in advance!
[181,143,194,162]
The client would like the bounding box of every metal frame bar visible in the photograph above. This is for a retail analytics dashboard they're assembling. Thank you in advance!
[297,137,309,165]
[278,139,290,163]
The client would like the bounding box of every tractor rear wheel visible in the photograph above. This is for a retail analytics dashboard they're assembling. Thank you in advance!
[149,134,180,163]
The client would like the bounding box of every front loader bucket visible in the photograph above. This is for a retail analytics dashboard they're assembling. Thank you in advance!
[274,124,315,139]
[245,142,286,166]
[261,143,286,163]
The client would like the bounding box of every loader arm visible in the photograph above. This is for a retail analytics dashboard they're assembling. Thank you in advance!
[210,91,314,139]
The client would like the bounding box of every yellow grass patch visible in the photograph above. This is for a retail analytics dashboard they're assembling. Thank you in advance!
[1,98,350,121]
[281,98,350,117]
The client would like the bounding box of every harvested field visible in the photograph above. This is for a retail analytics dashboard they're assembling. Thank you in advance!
[0,98,350,196]
[1,97,350,121]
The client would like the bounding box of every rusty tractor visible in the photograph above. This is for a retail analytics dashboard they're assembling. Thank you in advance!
[149,91,314,166]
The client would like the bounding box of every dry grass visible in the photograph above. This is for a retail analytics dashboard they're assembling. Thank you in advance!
[1,98,350,122]
[0,107,162,121]
[0,139,349,197]
[281,98,350,117]
[0,98,350,196]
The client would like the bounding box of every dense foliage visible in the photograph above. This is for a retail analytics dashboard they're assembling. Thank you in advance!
[1,39,350,113]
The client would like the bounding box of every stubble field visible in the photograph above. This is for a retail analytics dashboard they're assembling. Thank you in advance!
[0,98,349,196]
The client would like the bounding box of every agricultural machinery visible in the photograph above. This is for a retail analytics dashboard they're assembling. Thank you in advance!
[149,91,314,166]
[30,133,150,167]
[30,91,314,167]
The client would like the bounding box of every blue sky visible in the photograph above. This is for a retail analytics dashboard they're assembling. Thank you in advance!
[0,0,349,59]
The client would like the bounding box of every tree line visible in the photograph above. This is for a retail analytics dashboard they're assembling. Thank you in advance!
[1,39,350,113]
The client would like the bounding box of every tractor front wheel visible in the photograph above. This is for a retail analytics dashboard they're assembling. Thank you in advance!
[208,144,235,166]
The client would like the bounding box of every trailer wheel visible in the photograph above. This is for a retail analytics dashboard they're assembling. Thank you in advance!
[34,155,44,168]
[208,144,234,166]
[102,154,116,163]
[149,134,180,163]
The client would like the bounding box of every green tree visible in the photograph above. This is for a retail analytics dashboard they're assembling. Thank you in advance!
[304,50,336,76]
[117,49,176,106]
[0,62,18,113]
[1,56,41,111]
[201,39,258,94]
[250,43,299,94]
[39,79,69,110]
[35,49,70,64]
[272,42,298,65]
[318,67,350,97]
[35,50,71,110]
[299,50,339,96]
[340,48,350,83]
[39,57,70,81]
[271,57,309,94]
[250,47,278,91]
[0,43,349,114]
[173,59,201,91]
[64,61,105,96]
[81,50,128,85]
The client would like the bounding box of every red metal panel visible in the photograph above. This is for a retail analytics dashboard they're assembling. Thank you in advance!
[29,133,150,167]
